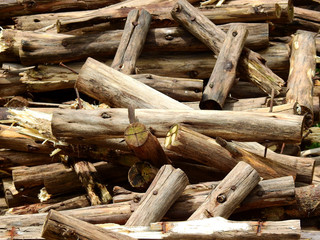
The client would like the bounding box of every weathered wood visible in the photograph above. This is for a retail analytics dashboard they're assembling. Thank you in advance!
[200,24,247,109]
[112,9,151,74]
[125,122,171,168]
[171,0,285,96]
[286,30,316,126]
[125,164,189,226]
[0,0,122,21]
[294,7,320,27]
[128,161,158,189]
[52,109,305,143]
[42,210,136,240]
[164,125,297,180]
[233,141,315,184]
[72,159,112,205]
[189,162,259,220]
[76,57,191,109]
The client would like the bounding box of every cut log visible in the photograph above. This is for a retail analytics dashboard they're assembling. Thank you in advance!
[42,210,136,240]
[200,24,247,109]
[125,122,171,168]
[72,159,112,205]
[164,124,297,179]
[125,164,189,226]
[171,0,284,96]
[112,9,151,74]
[286,30,316,127]
[128,161,158,189]
[76,57,191,109]
[52,108,305,143]
[188,162,260,220]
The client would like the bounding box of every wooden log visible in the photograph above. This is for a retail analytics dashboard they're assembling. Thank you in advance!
[0,23,269,65]
[200,24,247,110]
[125,164,188,226]
[171,0,285,96]
[112,9,151,74]
[42,210,136,240]
[286,30,316,127]
[125,122,171,168]
[72,159,112,205]
[294,7,320,26]
[189,162,259,220]
[233,141,315,184]
[128,161,158,189]
[76,57,191,109]
[164,124,297,180]
[0,0,122,21]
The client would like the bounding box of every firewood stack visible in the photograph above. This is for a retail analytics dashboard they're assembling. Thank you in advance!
[0,0,320,239]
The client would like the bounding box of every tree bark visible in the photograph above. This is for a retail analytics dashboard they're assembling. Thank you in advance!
[200,24,247,109]
[125,165,189,226]
[42,210,136,240]
[188,162,260,220]
[52,108,305,143]
[286,30,316,127]
[171,0,285,96]
[76,57,192,109]
[111,9,151,74]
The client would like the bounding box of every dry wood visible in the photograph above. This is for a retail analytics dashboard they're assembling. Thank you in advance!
[42,210,136,240]
[72,160,112,205]
[76,57,191,109]
[233,142,315,184]
[200,24,247,109]
[125,122,171,168]
[286,30,316,127]
[125,164,189,226]
[52,109,305,143]
[128,161,158,189]
[294,7,320,25]
[112,9,151,74]
[188,162,260,220]
[164,125,297,180]
[171,0,284,96]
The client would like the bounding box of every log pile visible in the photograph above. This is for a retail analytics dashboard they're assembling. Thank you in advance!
[0,0,320,239]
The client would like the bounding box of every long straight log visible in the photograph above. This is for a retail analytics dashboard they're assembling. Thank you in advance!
[286,30,316,126]
[188,162,260,220]
[52,108,305,144]
[76,58,191,109]
[171,0,285,96]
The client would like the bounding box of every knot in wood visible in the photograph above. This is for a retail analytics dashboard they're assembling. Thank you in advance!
[174,4,181,12]
[231,185,237,190]
[153,190,158,195]
[101,112,111,119]
[132,21,138,26]
[216,193,227,203]
[27,144,39,151]
[232,31,238,37]
[165,35,174,41]
[256,190,265,197]
[224,62,234,72]
[209,83,214,88]
[26,0,37,8]
[133,195,141,203]
[146,74,153,79]
[190,16,196,21]
[188,70,198,78]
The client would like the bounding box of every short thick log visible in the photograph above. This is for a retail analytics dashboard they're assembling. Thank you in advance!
[76,58,191,109]
[189,162,260,220]
[286,30,316,126]
[200,24,247,109]
[125,165,189,226]
[52,109,305,143]
[125,122,171,168]
[112,9,151,74]
[171,0,284,96]
[42,210,136,240]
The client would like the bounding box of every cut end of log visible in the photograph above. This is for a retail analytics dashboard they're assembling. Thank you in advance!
[124,122,149,147]
[199,99,222,110]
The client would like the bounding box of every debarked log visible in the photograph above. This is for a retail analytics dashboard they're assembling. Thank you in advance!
[76,57,191,109]
[52,108,305,143]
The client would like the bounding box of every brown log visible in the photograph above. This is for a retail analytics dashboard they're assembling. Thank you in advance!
[200,24,247,109]
[233,141,315,184]
[286,30,316,127]
[42,210,136,240]
[125,164,189,226]
[52,109,305,144]
[188,162,260,220]
[112,9,151,74]
[171,0,284,96]
[125,122,171,168]
[294,7,320,26]
[76,57,191,109]
[72,159,112,205]
[0,0,122,21]
[164,125,296,180]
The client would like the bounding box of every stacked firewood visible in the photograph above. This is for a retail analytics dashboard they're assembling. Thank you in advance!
[0,0,320,239]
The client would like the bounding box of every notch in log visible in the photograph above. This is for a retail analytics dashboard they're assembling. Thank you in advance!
[171,0,284,96]
[112,9,151,74]
[200,24,248,110]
